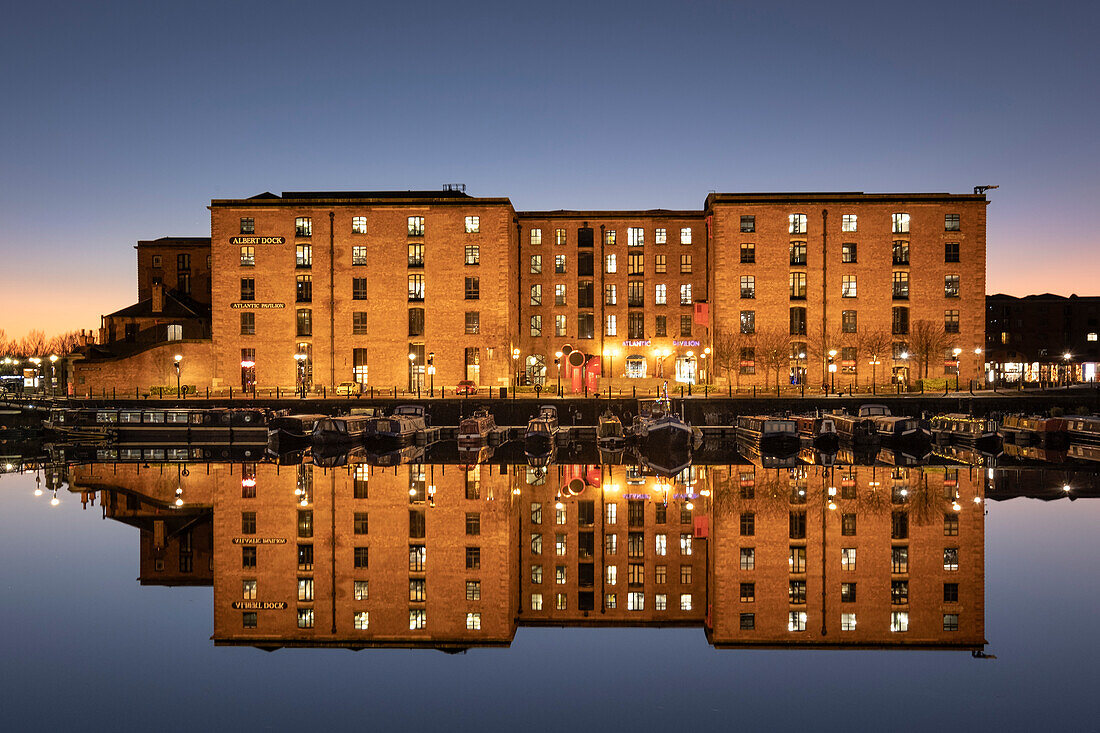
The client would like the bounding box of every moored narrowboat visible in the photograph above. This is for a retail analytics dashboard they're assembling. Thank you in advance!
[930,413,999,448]
[597,410,627,448]
[525,405,560,457]
[312,415,373,444]
[999,414,1068,446]
[458,408,496,446]
[735,415,800,453]
[1066,416,1100,444]
[45,407,268,444]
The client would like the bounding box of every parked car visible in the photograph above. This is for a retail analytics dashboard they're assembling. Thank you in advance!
[336,381,363,395]
[455,380,478,395]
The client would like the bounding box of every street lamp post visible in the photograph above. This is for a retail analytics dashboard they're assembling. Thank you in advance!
[952,347,962,391]
[29,357,41,394]
[240,360,255,397]
[427,352,435,396]
[1063,352,1073,387]
[555,351,563,397]
[827,349,837,394]
[173,354,183,398]
[602,347,617,391]
[48,354,58,397]
[511,348,520,396]
[974,347,983,389]
[702,347,710,385]
[408,352,418,397]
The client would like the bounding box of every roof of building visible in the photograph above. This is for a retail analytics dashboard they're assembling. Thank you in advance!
[515,209,702,219]
[105,289,211,320]
[136,237,211,248]
[705,191,988,207]
[211,188,511,207]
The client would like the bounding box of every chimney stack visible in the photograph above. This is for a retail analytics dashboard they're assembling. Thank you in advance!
[151,282,164,314]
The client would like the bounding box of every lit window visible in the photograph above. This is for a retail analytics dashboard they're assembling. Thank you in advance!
[943,613,959,631]
[740,275,755,299]
[555,283,566,306]
[680,254,692,274]
[353,611,369,630]
[556,593,567,610]
[741,242,755,263]
[352,245,367,265]
[530,255,542,274]
[841,547,856,570]
[530,284,542,306]
[605,314,617,336]
[891,611,909,632]
[655,594,667,611]
[740,547,755,570]
[680,284,692,305]
[945,274,960,298]
[239,246,255,267]
[408,217,424,236]
[531,593,543,611]
[788,611,807,632]
[892,212,910,234]
[555,314,566,337]
[628,227,645,246]
[409,609,427,630]
[655,284,666,305]
[465,612,481,630]
[240,217,255,235]
[531,564,542,583]
[655,228,667,244]
[605,534,617,554]
[655,534,667,556]
[943,547,959,571]
[842,214,857,232]
[679,227,692,244]
[605,593,617,609]
[530,315,542,337]
[841,613,857,631]
[295,217,312,237]
[352,216,367,234]
[945,213,960,231]
[555,228,566,245]
[680,533,693,555]
[740,216,754,233]
[680,594,692,611]
[555,254,566,273]
[1089,333,1098,342]
[242,579,257,599]
[789,213,807,234]
[842,274,857,298]
[628,592,644,611]
[842,242,857,263]
[555,534,566,555]
[605,230,616,245]
[555,566,566,584]
[297,608,314,628]
[464,216,480,233]
[354,580,368,600]
[296,244,312,267]
[465,244,480,265]
[530,228,542,245]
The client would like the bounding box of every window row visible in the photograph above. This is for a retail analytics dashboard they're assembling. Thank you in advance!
[531,313,695,339]
[528,226,694,247]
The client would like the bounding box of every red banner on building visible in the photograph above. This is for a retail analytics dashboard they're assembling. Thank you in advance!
[693,301,708,326]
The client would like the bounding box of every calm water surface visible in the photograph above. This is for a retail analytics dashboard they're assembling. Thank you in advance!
[0,463,1096,732]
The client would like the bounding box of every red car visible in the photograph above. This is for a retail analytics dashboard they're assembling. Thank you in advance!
[455,380,478,395]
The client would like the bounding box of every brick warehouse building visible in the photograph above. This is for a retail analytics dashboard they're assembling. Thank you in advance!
[72,188,986,395]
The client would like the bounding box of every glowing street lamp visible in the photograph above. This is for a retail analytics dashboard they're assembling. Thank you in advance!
[827,349,838,394]
[702,347,711,384]
[511,348,520,394]
[427,352,436,396]
[602,346,619,384]
[555,351,563,396]
[952,347,962,391]
[173,354,183,398]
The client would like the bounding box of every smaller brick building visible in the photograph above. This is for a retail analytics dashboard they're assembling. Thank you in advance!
[985,293,1100,384]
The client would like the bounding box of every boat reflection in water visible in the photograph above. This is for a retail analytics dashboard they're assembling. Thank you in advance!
[51,452,1045,655]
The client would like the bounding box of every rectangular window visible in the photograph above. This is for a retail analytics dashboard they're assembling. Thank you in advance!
[679,533,693,555]
[555,228,566,245]
[842,310,857,333]
[944,583,959,603]
[655,284,666,305]
[530,315,542,337]
[298,577,314,602]
[554,314,567,337]
[740,215,755,233]
[789,580,807,604]
[842,274,857,298]
[892,306,909,335]
[578,251,594,276]
[891,611,909,632]
[739,512,755,536]
[628,281,644,308]
[740,242,755,263]
[408,545,426,572]
[628,227,645,247]
[680,284,692,305]
[297,608,314,629]
[296,244,312,268]
[790,272,807,299]
[240,278,255,301]
[461,311,479,335]
[790,242,807,266]
[408,274,424,301]
[240,312,255,336]
[892,546,909,573]
[841,582,856,602]
[554,283,566,306]
[628,253,643,275]
[891,580,909,605]
[578,313,594,339]
[291,274,311,303]
[842,242,857,263]
[841,613,857,631]
[789,611,807,632]
[679,228,692,244]
[530,228,542,245]
[892,511,909,539]
[654,228,667,244]
[241,511,256,534]
[295,217,312,237]
[892,271,909,300]
[789,307,807,336]
[944,547,959,571]
[945,310,960,333]
[739,310,755,334]
[464,276,479,300]
[464,244,480,266]
[352,216,367,234]
[605,314,617,336]
[680,315,692,337]
[680,254,692,274]
[654,315,666,337]
[408,216,424,236]
[945,213,960,231]
[352,245,367,265]
[654,254,666,273]
[555,254,566,274]
[530,284,542,306]
[945,242,960,263]
[296,309,312,337]
[242,546,256,568]
[604,229,617,246]
[892,240,910,266]
[841,513,856,536]
[945,274,960,298]
[407,307,425,337]
[464,215,480,233]
[466,547,481,570]
[239,246,254,267]
[944,513,959,536]
[530,255,542,274]
[789,213,807,234]
[240,217,255,234]
[605,254,617,273]
[841,547,856,571]
[346,277,366,301]
[739,275,755,299]
[353,547,368,568]
[605,284,617,305]
[892,213,910,234]
[740,547,755,570]
[842,214,857,232]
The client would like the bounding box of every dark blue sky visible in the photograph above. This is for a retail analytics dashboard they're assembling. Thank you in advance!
[2,0,1097,336]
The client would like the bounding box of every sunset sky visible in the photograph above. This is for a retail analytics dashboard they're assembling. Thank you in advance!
[2,0,1097,339]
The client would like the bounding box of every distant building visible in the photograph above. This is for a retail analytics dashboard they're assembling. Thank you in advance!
[985,293,1100,384]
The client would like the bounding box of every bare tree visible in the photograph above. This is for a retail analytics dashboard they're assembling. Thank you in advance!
[859,328,893,388]
[19,330,47,357]
[755,328,790,390]
[711,328,747,388]
[807,325,844,388]
[909,320,949,380]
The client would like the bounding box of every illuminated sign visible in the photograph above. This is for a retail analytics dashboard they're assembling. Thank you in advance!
[232,537,288,545]
[622,340,651,347]
[230,236,285,245]
[673,340,700,347]
[230,303,286,310]
[231,601,288,610]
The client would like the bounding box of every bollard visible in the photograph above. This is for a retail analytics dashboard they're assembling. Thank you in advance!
[704,385,708,398]
[728,383,732,398]
[632,385,636,399]
[276,387,279,400]
[230,386,233,399]
[753,385,756,398]
[371,386,374,399]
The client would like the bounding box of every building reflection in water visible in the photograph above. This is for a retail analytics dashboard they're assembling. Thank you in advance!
[65,459,988,653]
